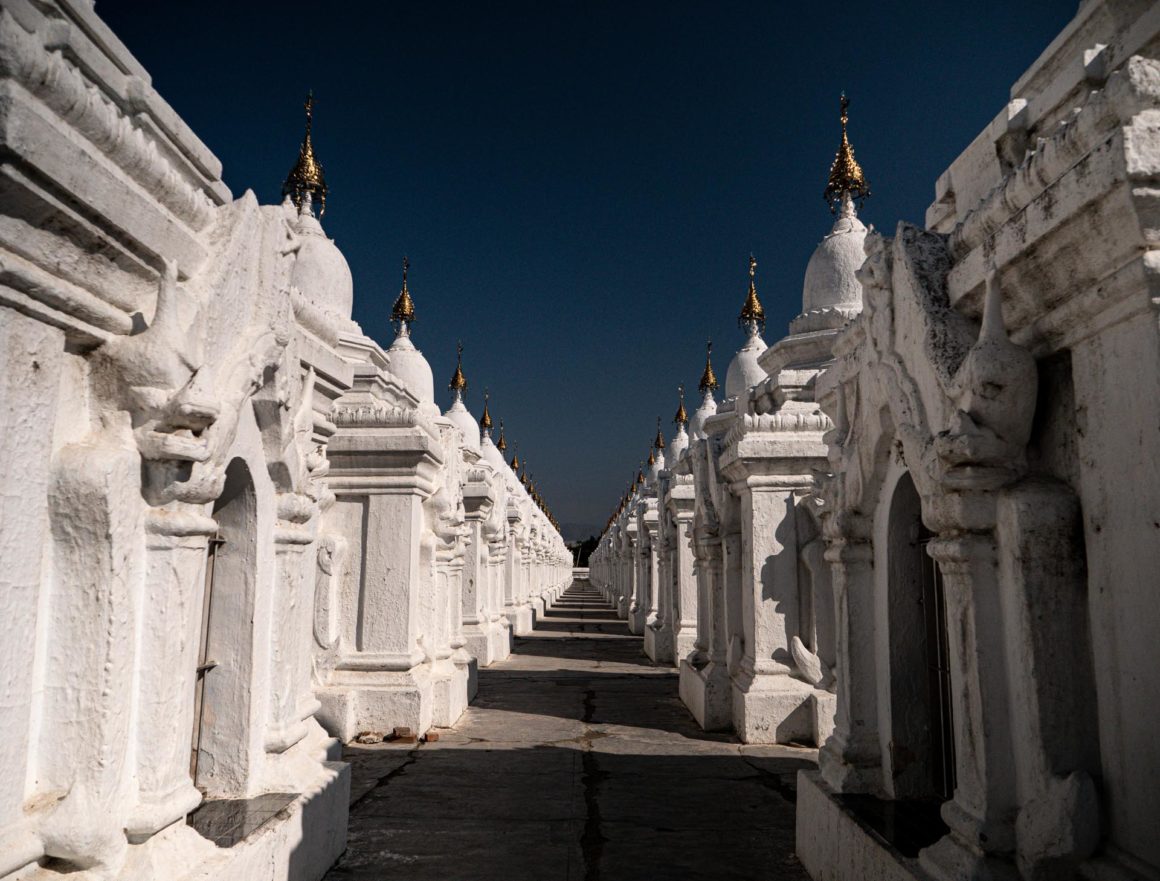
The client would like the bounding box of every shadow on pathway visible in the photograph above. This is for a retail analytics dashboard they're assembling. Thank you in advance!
[322,578,817,881]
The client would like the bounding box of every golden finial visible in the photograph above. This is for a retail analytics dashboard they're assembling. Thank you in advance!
[824,93,870,213]
[511,443,521,471]
[647,447,656,466]
[698,340,718,393]
[449,340,467,392]
[283,92,328,216]
[391,256,417,326]
[497,419,507,451]
[654,416,665,450]
[674,384,688,426]
[739,253,765,330]
[479,389,492,431]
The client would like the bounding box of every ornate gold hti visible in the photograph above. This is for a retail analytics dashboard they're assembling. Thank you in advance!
[674,384,688,426]
[449,340,467,392]
[283,92,327,216]
[738,253,765,330]
[824,93,870,212]
[699,340,718,393]
[391,256,417,326]
[479,390,493,430]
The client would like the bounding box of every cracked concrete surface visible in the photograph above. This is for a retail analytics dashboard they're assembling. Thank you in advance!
[324,579,816,880]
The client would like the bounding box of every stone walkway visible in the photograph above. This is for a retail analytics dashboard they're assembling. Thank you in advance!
[324,579,816,880]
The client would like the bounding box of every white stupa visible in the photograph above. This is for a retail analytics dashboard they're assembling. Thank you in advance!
[385,257,440,417]
[443,342,481,453]
[724,254,768,402]
[669,386,690,463]
[689,341,718,441]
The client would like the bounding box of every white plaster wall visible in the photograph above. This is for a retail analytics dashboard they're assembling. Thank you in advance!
[0,310,64,872]
[1071,311,1160,869]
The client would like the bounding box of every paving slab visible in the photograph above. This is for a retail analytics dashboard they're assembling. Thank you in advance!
[324,579,817,881]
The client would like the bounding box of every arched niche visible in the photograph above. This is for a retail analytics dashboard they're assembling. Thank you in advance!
[882,470,955,803]
[192,457,258,797]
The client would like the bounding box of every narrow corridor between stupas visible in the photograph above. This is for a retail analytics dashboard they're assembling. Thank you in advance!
[325,577,813,881]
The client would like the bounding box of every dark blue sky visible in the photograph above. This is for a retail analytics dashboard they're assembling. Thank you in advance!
[101,0,1074,538]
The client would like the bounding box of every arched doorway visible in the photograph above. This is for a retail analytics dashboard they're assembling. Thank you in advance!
[191,457,257,796]
[886,472,955,801]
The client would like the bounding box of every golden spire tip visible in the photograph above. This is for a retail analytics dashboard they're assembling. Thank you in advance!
[698,339,719,393]
[674,383,688,426]
[479,388,492,430]
[824,92,870,213]
[283,91,327,217]
[449,340,467,393]
[739,253,765,330]
[391,256,417,327]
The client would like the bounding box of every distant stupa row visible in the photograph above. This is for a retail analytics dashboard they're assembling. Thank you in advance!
[0,22,569,881]
[591,95,868,751]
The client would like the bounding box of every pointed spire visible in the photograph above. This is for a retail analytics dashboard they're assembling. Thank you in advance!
[674,384,688,426]
[511,443,521,472]
[698,340,719,393]
[391,256,417,329]
[449,340,467,393]
[981,271,1007,343]
[283,92,328,217]
[497,419,507,452]
[479,389,493,432]
[647,447,656,466]
[738,253,765,331]
[824,93,870,213]
[654,416,665,450]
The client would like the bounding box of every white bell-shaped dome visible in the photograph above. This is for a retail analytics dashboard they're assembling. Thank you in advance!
[481,433,506,471]
[444,396,481,452]
[291,210,354,320]
[668,425,689,463]
[725,329,767,400]
[802,198,867,315]
[689,392,717,441]
[649,449,665,483]
[386,333,438,416]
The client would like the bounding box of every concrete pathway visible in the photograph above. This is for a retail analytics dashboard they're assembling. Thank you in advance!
[324,578,816,880]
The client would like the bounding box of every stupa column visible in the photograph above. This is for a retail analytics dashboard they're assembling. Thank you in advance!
[447,544,476,700]
[678,526,731,731]
[461,478,495,664]
[319,267,446,739]
[816,531,880,794]
[490,536,512,655]
[642,498,672,663]
[521,535,533,616]
[730,475,815,743]
[614,530,628,617]
[669,480,697,665]
[127,508,216,841]
[426,410,469,730]
[921,512,1019,880]
[265,504,321,754]
[655,508,674,648]
[505,513,529,633]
